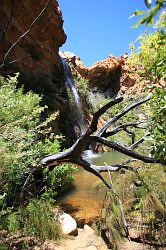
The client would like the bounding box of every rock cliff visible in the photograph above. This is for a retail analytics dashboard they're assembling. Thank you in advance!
[0,0,66,74]
[59,51,139,96]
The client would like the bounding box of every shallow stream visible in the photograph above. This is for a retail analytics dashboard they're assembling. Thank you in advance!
[59,151,128,224]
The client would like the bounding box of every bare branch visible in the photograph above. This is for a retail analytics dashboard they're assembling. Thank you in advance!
[96,94,151,137]
[7,56,27,64]
[104,122,140,137]
[128,132,151,150]
[0,0,50,69]
[79,159,110,187]
[124,127,136,144]
[86,96,123,135]
[0,0,14,42]
[90,136,162,164]
[92,159,136,172]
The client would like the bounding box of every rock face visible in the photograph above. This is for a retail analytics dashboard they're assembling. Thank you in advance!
[0,0,66,74]
[60,51,139,96]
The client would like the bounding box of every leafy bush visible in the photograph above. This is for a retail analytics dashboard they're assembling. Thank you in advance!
[0,199,62,246]
[155,10,166,28]
[75,75,90,100]
[128,30,166,83]
[148,87,166,163]
[130,0,166,27]
[0,74,76,208]
[97,191,124,249]
[22,199,62,241]
[43,164,77,196]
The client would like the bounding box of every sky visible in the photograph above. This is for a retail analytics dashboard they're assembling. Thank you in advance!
[58,0,152,66]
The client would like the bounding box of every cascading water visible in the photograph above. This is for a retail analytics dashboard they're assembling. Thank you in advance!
[61,57,86,134]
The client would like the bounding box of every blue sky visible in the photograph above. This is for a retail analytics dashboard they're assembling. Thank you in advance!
[58,1,151,66]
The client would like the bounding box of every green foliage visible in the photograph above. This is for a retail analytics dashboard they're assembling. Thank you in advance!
[22,199,62,241]
[0,74,78,245]
[0,74,76,208]
[130,0,166,27]
[7,212,21,232]
[128,30,166,83]
[97,192,123,250]
[0,200,62,244]
[0,74,43,206]
[44,164,77,196]
[133,164,166,245]
[128,23,166,162]
[99,163,166,248]
[75,75,90,100]
[148,87,166,163]
[155,10,166,28]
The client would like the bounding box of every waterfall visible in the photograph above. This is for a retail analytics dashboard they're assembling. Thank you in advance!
[60,57,86,134]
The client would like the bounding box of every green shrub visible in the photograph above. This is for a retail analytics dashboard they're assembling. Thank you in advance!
[147,87,166,163]
[75,75,90,100]
[97,191,124,250]
[0,199,62,244]
[22,199,62,241]
[0,74,76,208]
[43,164,77,196]
[98,161,166,248]
[128,30,166,83]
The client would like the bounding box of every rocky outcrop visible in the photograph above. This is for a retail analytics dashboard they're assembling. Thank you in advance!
[0,0,66,75]
[86,56,122,95]
[60,51,139,96]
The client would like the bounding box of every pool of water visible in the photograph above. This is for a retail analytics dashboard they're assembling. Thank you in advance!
[59,151,128,223]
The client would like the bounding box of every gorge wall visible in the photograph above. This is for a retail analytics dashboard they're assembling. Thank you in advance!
[59,51,139,96]
[0,0,66,75]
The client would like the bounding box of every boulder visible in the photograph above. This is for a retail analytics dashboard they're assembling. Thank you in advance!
[57,212,77,235]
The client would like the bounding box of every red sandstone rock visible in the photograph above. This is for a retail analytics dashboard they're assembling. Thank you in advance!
[60,51,140,95]
[0,0,66,74]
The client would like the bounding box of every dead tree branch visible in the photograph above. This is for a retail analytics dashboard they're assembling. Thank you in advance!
[96,94,151,137]
[104,122,143,137]
[128,132,151,150]
[85,96,123,135]
[0,0,50,69]
[40,95,165,190]
[90,136,159,163]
